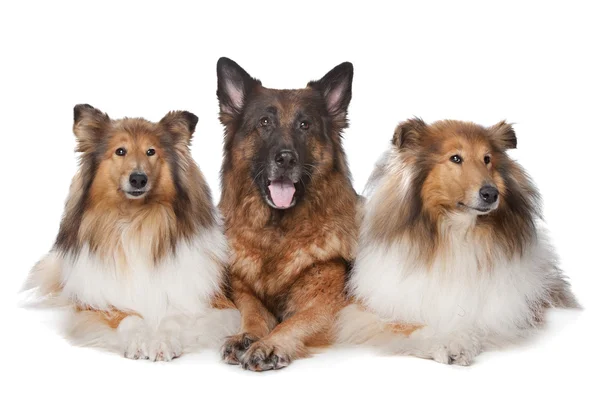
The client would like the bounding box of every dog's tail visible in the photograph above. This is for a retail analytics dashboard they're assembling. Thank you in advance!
[21,251,69,308]
[547,268,581,310]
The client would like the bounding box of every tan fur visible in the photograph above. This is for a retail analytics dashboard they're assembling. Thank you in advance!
[369,119,536,264]
[336,119,578,366]
[219,88,357,369]
[25,106,235,358]
[221,160,357,366]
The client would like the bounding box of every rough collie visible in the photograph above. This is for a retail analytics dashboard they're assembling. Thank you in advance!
[216,58,359,371]
[23,104,239,361]
[336,119,579,365]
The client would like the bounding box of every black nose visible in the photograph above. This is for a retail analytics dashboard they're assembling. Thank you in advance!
[129,173,148,189]
[274,150,297,169]
[479,185,499,204]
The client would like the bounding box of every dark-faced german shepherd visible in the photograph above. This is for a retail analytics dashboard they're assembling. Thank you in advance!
[216,57,358,371]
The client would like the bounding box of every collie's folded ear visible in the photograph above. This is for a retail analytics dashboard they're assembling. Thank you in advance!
[159,111,199,144]
[392,118,427,149]
[217,57,261,120]
[488,121,517,150]
[308,62,353,123]
[73,104,110,150]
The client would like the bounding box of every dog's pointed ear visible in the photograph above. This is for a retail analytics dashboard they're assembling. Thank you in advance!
[73,104,110,147]
[217,57,261,119]
[159,110,199,144]
[308,62,353,122]
[392,118,427,149]
[488,120,517,150]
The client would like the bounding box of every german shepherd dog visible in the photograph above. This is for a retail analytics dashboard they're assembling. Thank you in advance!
[336,119,579,365]
[216,58,358,371]
[24,105,240,360]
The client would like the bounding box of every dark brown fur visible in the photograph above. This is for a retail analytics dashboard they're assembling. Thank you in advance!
[216,58,358,371]
[55,105,215,262]
[370,119,541,263]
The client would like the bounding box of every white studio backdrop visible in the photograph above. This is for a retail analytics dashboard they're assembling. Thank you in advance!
[0,1,597,399]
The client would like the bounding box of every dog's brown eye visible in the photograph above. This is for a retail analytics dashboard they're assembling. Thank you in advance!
[450,155,462,164]
[300,121,310,130]
[484,155,491,165]
[115,148,127,156]
[146,149,156,156]
[259,117,270,127]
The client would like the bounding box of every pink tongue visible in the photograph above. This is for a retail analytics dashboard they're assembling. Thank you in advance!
[268,179,296,208]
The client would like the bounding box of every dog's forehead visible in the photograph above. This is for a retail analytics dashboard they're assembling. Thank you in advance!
[431,123,491,153]
[249,87,324,120]
[108,119,161,146]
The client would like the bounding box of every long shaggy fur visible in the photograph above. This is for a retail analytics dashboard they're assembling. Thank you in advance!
[216,58,358,371]
[336,119,579,365]
[23,105,240,360]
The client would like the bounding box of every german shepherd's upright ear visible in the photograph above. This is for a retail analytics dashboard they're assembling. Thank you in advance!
[73,104,110,152]
[216,57,261,123]
[308,62,354,127]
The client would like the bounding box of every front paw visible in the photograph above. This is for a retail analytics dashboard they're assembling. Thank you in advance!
[432,333,482,366]
[221,333,257,365]
[148,336,183,362]
[240,340,291,372]
[119,316,150,360]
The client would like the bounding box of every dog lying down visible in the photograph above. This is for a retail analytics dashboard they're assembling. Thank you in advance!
[336,118,579,365]
[23,105,240,361]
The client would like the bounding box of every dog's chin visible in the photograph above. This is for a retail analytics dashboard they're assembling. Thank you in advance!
[458,202,498,215]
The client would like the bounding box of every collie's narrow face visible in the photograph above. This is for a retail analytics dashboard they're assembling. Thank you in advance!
[423,134,505,215]
[393,119,517,217]
[72,104,199,205]
[98,132,164,199]
[216,57,353,210]
[53,104,217,256]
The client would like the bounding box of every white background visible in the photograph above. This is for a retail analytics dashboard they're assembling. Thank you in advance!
[1,1,598,399]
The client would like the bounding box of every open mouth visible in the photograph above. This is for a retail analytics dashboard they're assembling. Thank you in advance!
[126,190,147,198]
[266,178,297,209]
[458,202,495,214]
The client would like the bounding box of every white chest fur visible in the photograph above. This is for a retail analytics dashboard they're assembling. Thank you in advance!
[59,228,228,327]
[350,221,557,340]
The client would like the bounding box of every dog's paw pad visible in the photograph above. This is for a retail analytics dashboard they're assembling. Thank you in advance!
[221,333,258,365]
[123,335,149,360]
[432,334,481,366]
[148,337,182,362]
[240,341,291,372]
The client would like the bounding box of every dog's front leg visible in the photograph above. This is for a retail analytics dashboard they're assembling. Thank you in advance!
[221,278,277,365]
[240,261,347,371]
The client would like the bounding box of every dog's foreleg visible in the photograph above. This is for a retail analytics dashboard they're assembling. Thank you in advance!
[240,261,347,371]
[220,278,277,364]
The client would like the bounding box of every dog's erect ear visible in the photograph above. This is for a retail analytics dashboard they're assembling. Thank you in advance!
[73,104,110,146]
[308,62,353,121]
[392,118,427,149]
[488,121,517,150]
[159,111,199,144]
[216,57,261,118]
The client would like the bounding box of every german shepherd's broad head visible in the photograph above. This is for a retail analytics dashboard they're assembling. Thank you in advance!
[216,58,358,371]
[217,57,353,211]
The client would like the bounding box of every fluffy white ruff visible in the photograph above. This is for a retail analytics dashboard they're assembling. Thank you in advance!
[336,149,578,365]
[24,227,240,360]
